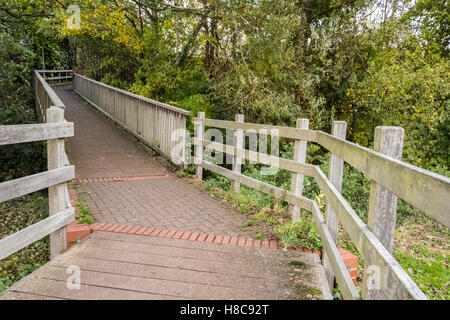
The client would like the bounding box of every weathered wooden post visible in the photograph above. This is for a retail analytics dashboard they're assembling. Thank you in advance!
[232,114,245,192]
[363,126,404,299]
[181,114,188,170]
[322,120,347,290]
[46,106,68,258]
[289,118,309,221]
[194,112,205,179]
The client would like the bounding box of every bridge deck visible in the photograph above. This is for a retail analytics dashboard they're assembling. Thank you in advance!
[1,87,330,300]
[1,231,329,300]
[59,87,259,237]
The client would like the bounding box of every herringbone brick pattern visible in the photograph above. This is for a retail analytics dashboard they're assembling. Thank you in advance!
[77,179,256,237]
[57,87,258,237]
[61,87,170,178]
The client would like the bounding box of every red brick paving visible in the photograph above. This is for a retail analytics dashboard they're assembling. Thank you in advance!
[78,222,323,258]
[57,87,259,238]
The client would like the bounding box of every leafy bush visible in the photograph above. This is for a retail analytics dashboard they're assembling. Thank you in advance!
[273,218,322,250]
[75,202,94,225]
[0,192,49,293]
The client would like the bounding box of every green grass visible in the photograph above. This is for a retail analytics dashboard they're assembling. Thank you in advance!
[0,192,50,293]
[394,246,449,300]
[201,169,323,250]
[242,219,255,228]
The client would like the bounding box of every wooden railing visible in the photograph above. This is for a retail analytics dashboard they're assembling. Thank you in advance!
[192,113,450,300]
[73,73,191,164]
[36,70,73,87]
[0,72,75,260]
[34,70,72,122]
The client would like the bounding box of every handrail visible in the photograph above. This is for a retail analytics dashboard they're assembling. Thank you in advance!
[74,73,191,116]
[193,117,450,228]
[34,70,66,107]
[0,119,75,260]
[28,69,76,258]
[315,131,450,228]
[192,116,449,300]
[35,69,73,73]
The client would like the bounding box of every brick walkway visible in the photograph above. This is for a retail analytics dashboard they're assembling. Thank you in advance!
[57,88,257,237]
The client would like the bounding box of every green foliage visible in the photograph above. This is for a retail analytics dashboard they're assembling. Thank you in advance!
[242,219,255,228]
[177,94,213,131]
[255,229,265,241]
[273,217,322,250]
[0,0,69,181]
[346,41,450,170]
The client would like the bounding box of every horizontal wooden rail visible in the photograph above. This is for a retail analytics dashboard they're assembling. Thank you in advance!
[74,73,191,115]
[311,166,427,299]
[35,70,73,73]
[0,207,75,260]
[193,117,317,142]
[310,202,360,300]
[0,166,75,203]
[193,138,316,177]
[34,70,65,107]
[0,122,74,146]
[315,132,450,228]
[195,117,450,229]
[198,158,359,300]
[43,76,73,81]
[192,123,431,299]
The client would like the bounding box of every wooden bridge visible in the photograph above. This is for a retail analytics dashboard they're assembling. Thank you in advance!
[0,70,448,300]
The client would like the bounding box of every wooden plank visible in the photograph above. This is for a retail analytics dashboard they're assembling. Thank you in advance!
[364,126,404,300]
[199,159,313,211]
[50,255,286,292]
[47,107,68,259]
[322,121,347,289]
[316,131,450,228]
[0,291,65,300]
[0,122,74,145]
[193,138,316,177]
[290,119,309,221]
[34,71,65,107]
[312,166,427,300]
[42,76,73,81]
[368,126,404,253]
[5,276,172,300]
[0,207,74,260]
[232,114,245,192]
[37,70,73,73]
[194,112,205,179]
[0,166,74,203]
[193,117,317,142]
[310,202,360,300]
